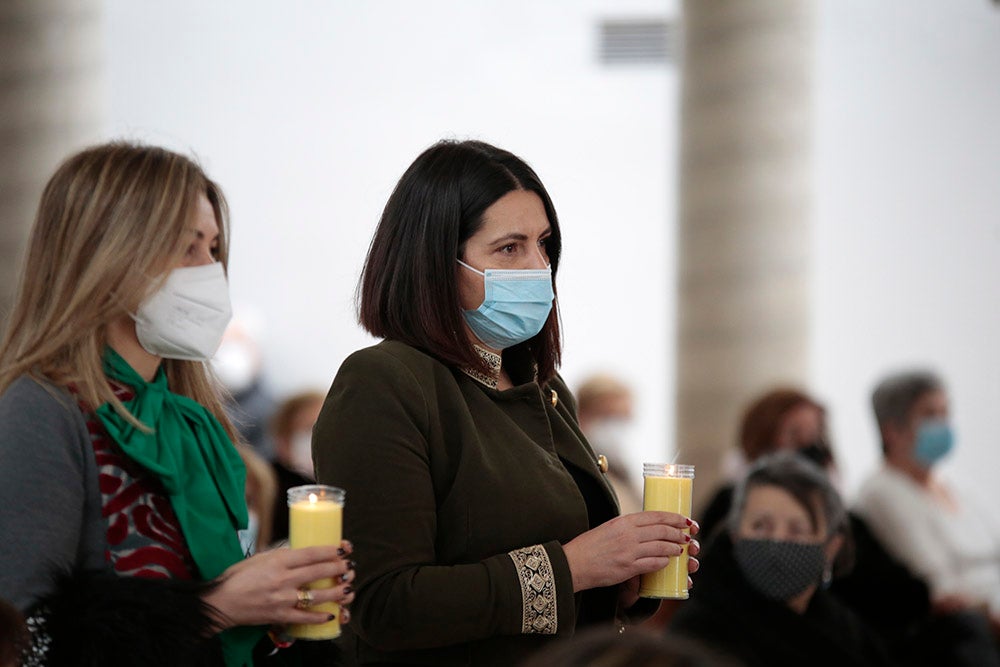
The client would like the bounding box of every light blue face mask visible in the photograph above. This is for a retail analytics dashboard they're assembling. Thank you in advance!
[458,260,554,350]
[913,419,955,467]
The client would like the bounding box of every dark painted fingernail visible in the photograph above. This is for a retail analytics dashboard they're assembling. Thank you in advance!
[337,548,346,556]
[685,518,693,526]
[348,560,357,570]
[327,614,336,622]
[340,572,350,583]
[684,534,691,542]
[343,586,353,594]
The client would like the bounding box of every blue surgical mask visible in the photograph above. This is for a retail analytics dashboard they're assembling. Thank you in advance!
[913,419,954,467]
[458,260,554,350]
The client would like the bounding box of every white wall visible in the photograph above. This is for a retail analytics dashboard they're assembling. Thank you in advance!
[104,0,1000,504]
[813,0,1000,501]
[104,0,680,477]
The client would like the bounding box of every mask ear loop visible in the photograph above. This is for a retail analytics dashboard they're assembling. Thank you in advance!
[457,259,485,276]
[109,284,149,325]
[119,264,174,314]
[457,260,553,276]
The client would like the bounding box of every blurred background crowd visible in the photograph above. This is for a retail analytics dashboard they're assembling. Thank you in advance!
[2,1,999,665]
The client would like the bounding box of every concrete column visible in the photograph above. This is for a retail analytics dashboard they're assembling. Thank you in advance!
[0,0,104,314]
[675,0,815,513]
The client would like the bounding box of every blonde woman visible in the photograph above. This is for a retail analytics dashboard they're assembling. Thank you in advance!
[0,143,354,666]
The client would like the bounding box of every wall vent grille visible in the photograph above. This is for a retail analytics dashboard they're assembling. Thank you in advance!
[599,18,677,65]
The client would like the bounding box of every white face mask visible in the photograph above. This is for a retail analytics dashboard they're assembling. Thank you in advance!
[134,263,233,361]
[586,417,633,457]
[211,338,258,394]
[289,430,315,479]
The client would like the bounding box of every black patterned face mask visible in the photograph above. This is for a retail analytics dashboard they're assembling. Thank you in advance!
[733,538,826,601]
[796,442,833,468]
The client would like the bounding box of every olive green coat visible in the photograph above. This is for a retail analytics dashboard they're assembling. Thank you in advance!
[314,340,629,666]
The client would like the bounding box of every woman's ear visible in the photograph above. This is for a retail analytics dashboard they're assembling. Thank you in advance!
[824,532,845,565]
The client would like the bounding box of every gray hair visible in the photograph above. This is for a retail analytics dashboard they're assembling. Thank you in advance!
[871,370,944,452]
[728,452,846,541]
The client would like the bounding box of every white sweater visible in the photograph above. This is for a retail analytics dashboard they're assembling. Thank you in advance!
[854,465,1000,614]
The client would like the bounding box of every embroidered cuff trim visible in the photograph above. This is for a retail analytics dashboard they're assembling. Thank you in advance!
[509,544,557,635]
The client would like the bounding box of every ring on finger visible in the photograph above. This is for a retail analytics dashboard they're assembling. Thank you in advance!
[295,588,314,609]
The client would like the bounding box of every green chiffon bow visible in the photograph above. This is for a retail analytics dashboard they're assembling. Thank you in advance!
[96,347,262,666]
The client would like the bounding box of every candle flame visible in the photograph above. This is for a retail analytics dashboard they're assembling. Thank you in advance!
[309,493,318,504]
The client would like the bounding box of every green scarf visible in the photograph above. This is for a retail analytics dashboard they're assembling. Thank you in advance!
[96,347,262,666]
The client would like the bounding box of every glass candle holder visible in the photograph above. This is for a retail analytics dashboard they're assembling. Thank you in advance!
[638,463,694,599]
[286,484,345,639]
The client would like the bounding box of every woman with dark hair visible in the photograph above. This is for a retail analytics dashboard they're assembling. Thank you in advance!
[314,139,699,665]
[669,454,891,667]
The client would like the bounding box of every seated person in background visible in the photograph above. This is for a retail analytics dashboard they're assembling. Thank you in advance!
[269,390,326,544]
[212,317,278,458]
[236,443,277,554]
[575,374,643,514]
[670,453,891,667]
[642,389,836,632]
[855,370,1000,665]
[697,387,930,659]
[699,388,834,540]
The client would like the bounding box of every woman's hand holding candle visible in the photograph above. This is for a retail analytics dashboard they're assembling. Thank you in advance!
[203,541,356,630]
[562,513,700,594]
[286,485,347,639]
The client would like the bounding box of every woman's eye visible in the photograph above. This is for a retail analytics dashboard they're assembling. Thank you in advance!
[499,243,517,254]
[788,525,812,540]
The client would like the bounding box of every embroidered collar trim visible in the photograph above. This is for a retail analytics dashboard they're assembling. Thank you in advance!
[460,345,501,388]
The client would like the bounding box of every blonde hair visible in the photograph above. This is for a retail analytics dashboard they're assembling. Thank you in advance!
[0,141,236,438]
[576,373,632,417]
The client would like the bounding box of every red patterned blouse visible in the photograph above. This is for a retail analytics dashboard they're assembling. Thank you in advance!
[71,383,198,580]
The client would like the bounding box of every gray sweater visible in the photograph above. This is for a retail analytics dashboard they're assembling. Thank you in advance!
[0,376,109,611]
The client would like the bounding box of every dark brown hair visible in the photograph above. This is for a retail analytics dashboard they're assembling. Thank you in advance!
[358,140,562,382]
[739,388,828,461]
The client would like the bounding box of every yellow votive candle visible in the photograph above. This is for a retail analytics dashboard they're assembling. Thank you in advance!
[638,463,694,600]
[287,484,345,640]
